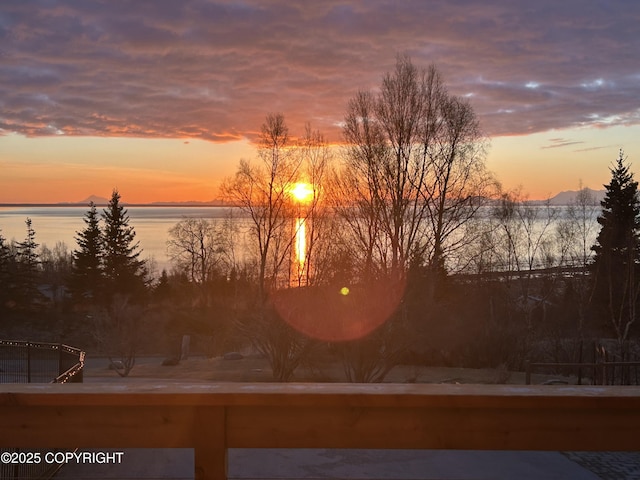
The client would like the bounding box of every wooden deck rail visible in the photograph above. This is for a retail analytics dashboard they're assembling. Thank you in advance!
[1,383,640,480]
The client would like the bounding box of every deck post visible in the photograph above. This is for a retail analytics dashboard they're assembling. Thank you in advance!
[194,406,227,480]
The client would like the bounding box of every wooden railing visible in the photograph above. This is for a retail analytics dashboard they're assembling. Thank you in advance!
[1,383,640,480]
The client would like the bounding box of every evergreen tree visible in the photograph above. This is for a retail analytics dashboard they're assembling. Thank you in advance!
[101,190,146,301]
[152,269,172,303]
[591,150,640,343]
[71,202,103,301]
[15,218,41,305]
[0,229,15,307]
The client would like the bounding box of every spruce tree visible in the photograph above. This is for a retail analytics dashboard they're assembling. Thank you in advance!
[591,150,640,342]
[0,229,14,307]
[101,190,146,301]
[71,202,103,301]
[15,218,41,306]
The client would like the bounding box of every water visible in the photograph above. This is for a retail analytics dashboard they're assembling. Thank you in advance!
[0,204,601,276]
[0,206,237,272]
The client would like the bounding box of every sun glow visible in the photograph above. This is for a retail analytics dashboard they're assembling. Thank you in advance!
[290,182,314,203]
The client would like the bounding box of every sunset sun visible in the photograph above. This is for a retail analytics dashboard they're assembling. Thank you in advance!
[290,182,314,203]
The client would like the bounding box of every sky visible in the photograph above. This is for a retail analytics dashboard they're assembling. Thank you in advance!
[1,0,639,203]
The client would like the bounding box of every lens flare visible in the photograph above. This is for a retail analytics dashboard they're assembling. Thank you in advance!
[271,279,405,342]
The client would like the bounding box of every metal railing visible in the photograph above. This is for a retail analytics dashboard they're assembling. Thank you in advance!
[526,360,640,385]
[525,341,640,385]
[0,340,84,479]
[0,340,85,384]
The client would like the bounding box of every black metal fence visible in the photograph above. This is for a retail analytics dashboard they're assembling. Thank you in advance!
[0,340,85,384]
[526,341,640,385]
[1,340,85,479]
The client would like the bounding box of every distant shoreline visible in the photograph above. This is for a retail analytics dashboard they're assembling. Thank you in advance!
[0,188,605,208]
[0,202,232,208]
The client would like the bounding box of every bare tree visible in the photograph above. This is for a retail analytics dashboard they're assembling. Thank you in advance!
[293,124,333,286]
[92,295,142,377]
[335,55,491,282]
[422,93,494,275]
[167,218,233,284]
[38,241,72,306]
[222,114,329,381]
[331,55,491,381]
[337,59,431,281]
[569,185,599,269]
[241,303,316,382]
[330,92,386,281]
[556,183,599,334]
[336,281,409,382]
[222,113,301,298]
[490,190,559,328]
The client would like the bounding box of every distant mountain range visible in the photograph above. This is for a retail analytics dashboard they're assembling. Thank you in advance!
[69,195,228,206]
[78,195,109,205]
[532,188,605,206]
[74,189,605,207]
[0,190,607,207]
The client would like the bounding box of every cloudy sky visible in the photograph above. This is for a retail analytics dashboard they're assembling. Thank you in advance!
[1,0,639,202]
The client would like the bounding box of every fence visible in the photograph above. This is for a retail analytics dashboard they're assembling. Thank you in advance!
[0,340,85,384]
[526,360,640,385]
[0,340,84,479]
[526,341,640,385]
